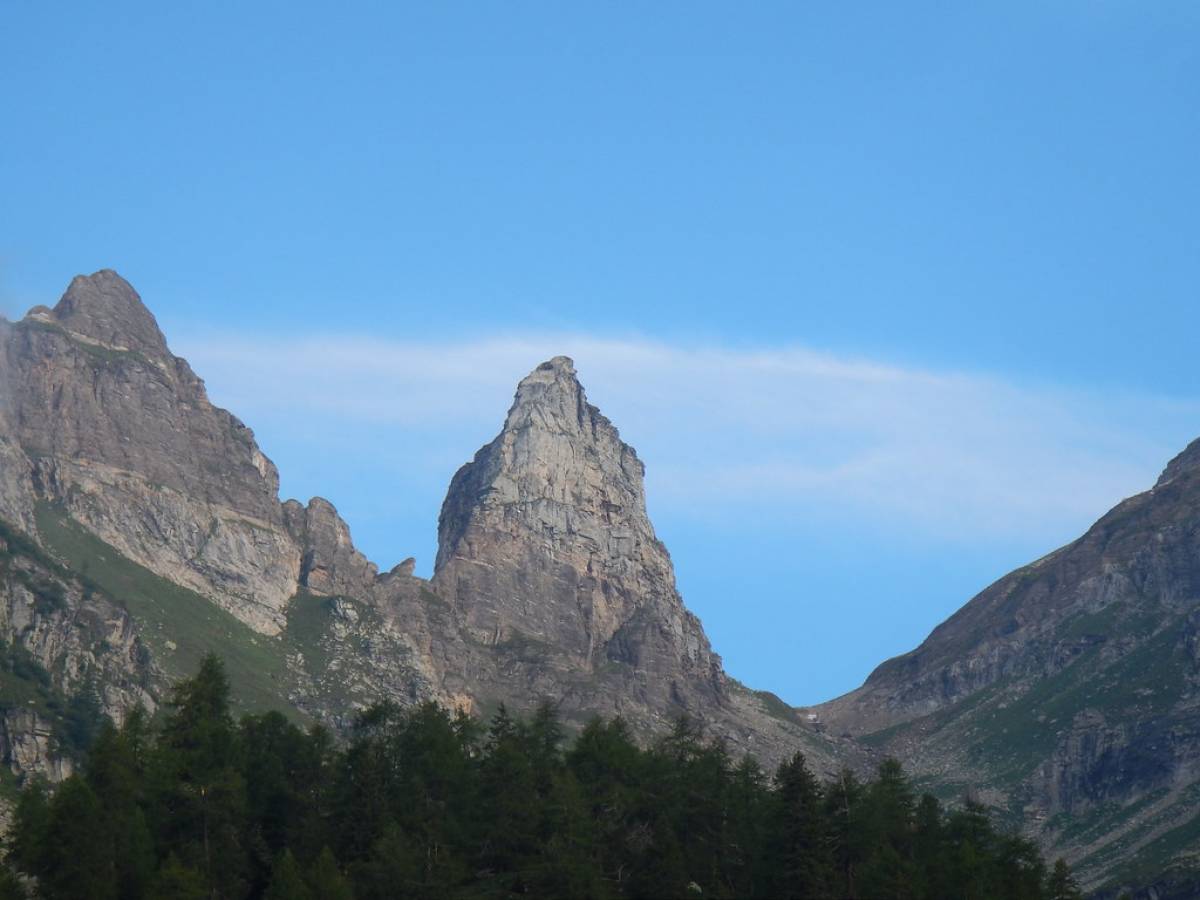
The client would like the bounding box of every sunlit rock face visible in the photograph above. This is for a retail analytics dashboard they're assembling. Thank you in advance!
[434,355,720,682]
[1,271,300,632]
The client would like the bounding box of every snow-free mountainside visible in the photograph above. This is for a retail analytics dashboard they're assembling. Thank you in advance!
[1,272,1199,896]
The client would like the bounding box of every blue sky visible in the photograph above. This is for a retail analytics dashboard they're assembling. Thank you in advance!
[3,2,1198,703]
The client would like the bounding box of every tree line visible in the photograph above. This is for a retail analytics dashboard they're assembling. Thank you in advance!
[0,654,1083,899]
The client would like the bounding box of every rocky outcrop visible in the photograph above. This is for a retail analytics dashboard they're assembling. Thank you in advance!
[1157,436,1200,488]
[0,520,155,788]
[1,710,73,782]
[0,322,39,534]
[283,497,378,597]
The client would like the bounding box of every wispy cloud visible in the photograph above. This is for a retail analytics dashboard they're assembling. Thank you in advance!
[175,332,1200,544]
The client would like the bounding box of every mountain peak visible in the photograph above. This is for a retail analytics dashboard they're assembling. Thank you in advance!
[502,355,626,449]
[509,354,582,408]
[433,356,717,680]
[540,354,576,373]
[44,269,169,357]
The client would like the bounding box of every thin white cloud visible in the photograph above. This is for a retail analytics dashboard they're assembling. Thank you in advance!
[175,332,1200,544]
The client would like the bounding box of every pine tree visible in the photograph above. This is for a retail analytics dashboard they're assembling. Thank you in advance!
[39,776,114,899]
[150,653,248,898]
[240,709,329,871]
[308,846,354,900]
[85,718,156,897]
[823,767,866,898]
[995,833,1048,899]
[351,825,420,900]
[1048,858,1084,900]
[266,848,312,900]
[725,755,771,897]
[645,717,735,894]
[567,717,644,893]
[771,752,834,899]
[389,701,473,892]
[158,653,236,778]
[59,677,107,757]
[943,799,997,900]
[858,759,918,899]
[0,858,26,900]
[7,777,50,879]
[475,707,540,893]
[333,701,405,862]
[913,792,948,898]
[0,659,1068,900]
[148,854,208,900]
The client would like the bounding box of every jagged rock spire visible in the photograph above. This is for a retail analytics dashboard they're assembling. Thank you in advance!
[433,356,719,682]
[283,496,378,596]
[436,355,649,571]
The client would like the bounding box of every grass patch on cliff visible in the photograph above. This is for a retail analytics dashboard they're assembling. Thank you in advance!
[1105,804,1200,891]
[284,590,337,668]
[0,640,59,719]
[1079,783,1200,884]
[858,719,914,748]
[34,504,299,720]
[286,593,368,691]
[1045,787,1170,848]
[1057,602,1126,641]
[751,689,806,727]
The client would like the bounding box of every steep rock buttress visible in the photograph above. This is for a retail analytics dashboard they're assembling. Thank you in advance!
[433,356,721,686]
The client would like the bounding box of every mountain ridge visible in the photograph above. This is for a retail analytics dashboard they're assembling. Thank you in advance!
[5,269,1200,894]
[0,271,842,795]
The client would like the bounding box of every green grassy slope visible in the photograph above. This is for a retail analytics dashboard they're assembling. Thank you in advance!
[33,503,302,720]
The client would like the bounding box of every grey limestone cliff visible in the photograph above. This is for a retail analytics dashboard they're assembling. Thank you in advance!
[283,497,378,597]
[2,272,299,632]
[434,356,718,683]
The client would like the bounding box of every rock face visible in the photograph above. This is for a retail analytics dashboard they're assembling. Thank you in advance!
[434,356,718,682]
[818,441,1200,893]
[283,497,378,597]
[0,518,155,783]
[2,272,299,632]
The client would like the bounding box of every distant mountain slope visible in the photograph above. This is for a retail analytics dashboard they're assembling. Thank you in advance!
[0,271,841,797]
[818,439,1200,894]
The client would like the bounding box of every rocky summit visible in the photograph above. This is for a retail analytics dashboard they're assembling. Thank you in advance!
[434,355,719,688]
